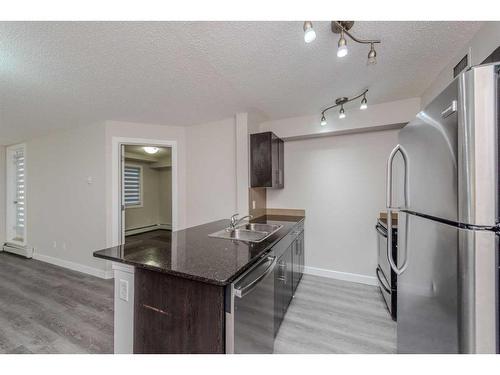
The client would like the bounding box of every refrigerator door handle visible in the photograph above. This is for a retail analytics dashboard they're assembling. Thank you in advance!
[386,144,409,275]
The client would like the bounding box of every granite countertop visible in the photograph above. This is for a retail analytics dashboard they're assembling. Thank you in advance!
[93,215,304,286]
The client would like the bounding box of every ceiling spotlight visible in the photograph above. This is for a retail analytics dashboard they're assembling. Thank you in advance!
[339,105,346,119]
[337,31,348,58]
[320,114,327,126]
[360,95,368,110]
[303,21,316,43]
[143,146,159,154]
[367,43,377,65]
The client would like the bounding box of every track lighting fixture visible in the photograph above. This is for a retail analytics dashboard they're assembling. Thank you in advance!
[339,105,346,119]
[337,31,348,58]
[367,43,377,65]
[302,21,381,65]
[319,89,369,126]
[320,114,327,126]
[360,95,368,110]
[303,21,316,43]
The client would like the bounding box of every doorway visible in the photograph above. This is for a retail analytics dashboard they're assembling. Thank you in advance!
[120,144,173,244]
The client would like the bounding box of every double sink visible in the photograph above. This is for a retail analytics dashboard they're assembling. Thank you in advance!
[209,223,283,243]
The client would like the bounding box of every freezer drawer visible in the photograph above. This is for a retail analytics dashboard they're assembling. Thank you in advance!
[397,211,498,353]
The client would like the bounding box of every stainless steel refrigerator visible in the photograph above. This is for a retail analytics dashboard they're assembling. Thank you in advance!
[386,62,499,353]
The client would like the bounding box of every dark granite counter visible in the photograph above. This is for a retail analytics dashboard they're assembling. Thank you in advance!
[93,215,304,286]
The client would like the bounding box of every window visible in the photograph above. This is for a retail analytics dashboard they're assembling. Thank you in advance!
[6,144,27,245]
[124,165,142,207]
[14,149,26,236]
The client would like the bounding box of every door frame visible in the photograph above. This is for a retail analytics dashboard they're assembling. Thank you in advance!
[111,137,178,246]
[5,143,27,246]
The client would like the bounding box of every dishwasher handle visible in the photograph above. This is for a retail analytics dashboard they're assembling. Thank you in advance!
[234,256,277,298]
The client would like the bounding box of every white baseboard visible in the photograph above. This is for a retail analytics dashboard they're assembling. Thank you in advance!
[32,252,113,280]
[304,266,377,286]
[158,223,172,230]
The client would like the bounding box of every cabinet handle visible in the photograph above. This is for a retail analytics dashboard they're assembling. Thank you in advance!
[142,304,170,316]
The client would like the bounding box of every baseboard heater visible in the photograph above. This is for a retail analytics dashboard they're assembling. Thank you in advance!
[2,243,34,258]
[125,223,172,236]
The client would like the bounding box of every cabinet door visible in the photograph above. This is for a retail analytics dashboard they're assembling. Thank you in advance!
[250,132,272,187]
[274,256,286,337]
[299,231,305,276]
[283,244,294,311]
[291,239,300,294]
[271,133,279,188]
[277,138,284,188]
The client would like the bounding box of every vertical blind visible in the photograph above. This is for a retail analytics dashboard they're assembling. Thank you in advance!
[14,149,25,238]
[124,165,142,206]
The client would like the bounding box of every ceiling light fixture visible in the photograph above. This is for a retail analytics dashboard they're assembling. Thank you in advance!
[360,94,368,110]
[337,30,348,58]
[339,105,346,119]
[320,89,369,126]
[320,114,327,126]
[367,43,377,65]
[303,21,381,65]
[143,146,159,154]
[303,21,316,43]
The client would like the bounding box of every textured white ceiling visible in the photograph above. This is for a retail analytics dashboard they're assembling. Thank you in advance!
[0,21,483,144]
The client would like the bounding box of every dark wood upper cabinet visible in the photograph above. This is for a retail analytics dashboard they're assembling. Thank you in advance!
[250,132,284,188]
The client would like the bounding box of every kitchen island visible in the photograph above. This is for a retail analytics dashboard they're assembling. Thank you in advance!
[94,215,305,354]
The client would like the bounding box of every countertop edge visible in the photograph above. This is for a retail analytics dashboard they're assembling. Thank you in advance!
[94,216,305,286]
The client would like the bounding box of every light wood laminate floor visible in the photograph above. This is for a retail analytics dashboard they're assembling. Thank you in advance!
[0,252,113,354]
[0,252,395,354]
[274,275,397,353]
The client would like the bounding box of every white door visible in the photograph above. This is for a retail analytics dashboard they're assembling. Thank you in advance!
[6,144,27,245]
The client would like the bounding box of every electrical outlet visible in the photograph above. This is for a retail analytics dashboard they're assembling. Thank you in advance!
[119,279,129,302]
[53,241,57,248]
[252,200,256,210]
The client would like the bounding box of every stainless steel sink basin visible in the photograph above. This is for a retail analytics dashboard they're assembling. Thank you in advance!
[236,223,282,233]
[209,223,283,243]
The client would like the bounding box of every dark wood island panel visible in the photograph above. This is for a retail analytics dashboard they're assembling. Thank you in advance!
[134,268,225,354]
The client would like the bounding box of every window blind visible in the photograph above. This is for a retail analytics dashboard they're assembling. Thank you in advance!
[124,165,141,206]
[14,149,25,236]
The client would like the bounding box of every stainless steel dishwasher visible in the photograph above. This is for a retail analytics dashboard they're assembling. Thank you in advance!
[225,253,277,353]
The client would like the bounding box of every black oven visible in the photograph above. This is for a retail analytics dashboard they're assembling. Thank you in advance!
[376,219,397,321]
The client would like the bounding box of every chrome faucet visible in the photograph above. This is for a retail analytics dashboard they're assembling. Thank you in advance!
[229,213,253,231]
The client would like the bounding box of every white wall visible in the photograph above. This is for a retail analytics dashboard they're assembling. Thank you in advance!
[185,117,237,227]
[266,129,399,282]
[26,123,109,277]
[421,22,500,108]
[0,146,5,245]
[158,168,172,226]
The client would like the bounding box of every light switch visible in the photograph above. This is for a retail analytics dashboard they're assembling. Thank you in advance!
[119,279,129,301]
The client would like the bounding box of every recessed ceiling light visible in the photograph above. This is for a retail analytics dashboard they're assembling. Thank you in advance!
[143,146,159,154]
